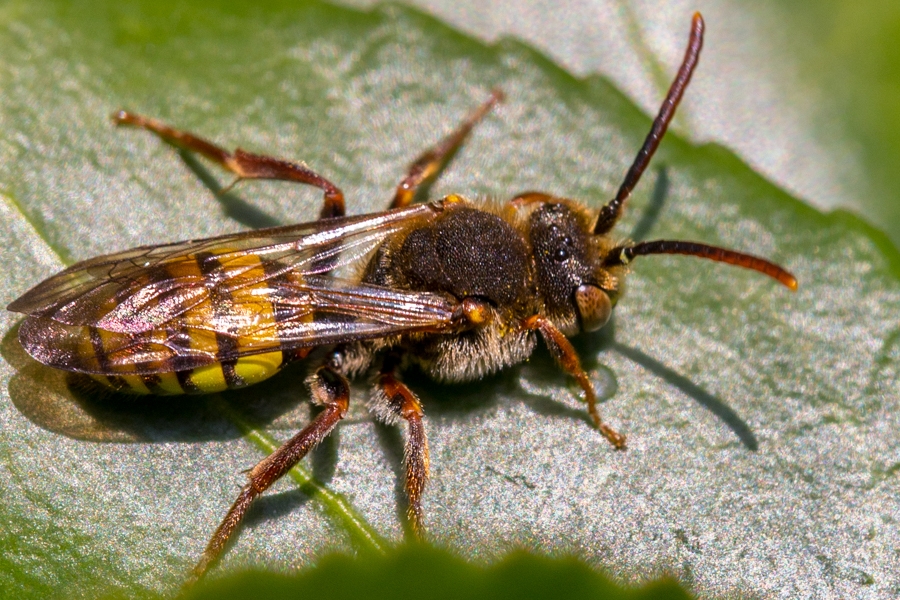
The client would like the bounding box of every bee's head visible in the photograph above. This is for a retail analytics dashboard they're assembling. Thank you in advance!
[526,197,798,338]
[527,199,625,336]
[524,13,796,338]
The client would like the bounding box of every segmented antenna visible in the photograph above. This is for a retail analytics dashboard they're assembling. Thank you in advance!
[594,13,705,235]
[604,240,798,290]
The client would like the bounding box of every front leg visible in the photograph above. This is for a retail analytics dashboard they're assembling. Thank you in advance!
[523,315,626,450]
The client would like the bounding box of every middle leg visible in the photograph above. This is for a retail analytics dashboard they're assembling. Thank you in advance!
[370,355,430,538]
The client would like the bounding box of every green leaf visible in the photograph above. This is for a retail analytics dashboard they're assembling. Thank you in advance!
[1,1,897,599]
[369,0,900,248]
[180,546,692,600]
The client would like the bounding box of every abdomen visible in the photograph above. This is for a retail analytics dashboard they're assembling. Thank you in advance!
[19,248,312,396]
[87,348,306,395]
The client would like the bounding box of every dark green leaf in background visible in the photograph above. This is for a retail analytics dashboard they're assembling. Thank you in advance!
[181,546,692,600]
[1,1,898,599]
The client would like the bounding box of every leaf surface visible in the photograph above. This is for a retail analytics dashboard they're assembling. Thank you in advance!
[0,2,897,598]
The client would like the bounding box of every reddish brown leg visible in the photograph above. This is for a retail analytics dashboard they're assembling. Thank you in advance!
[372,361,430,538]
[187,366,350,584]
[391,89,504,208]
[112,111,345,219]
[523,315,626,450]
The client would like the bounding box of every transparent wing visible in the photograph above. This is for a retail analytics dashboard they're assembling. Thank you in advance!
[10,201,460,374]
[10,201,445,325]
[16,276,458,374]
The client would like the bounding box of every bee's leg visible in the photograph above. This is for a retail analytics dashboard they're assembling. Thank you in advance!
[523,315,627,450]
[370,358,429,538]
[391,89,503,209]
[112,111,345,219]
[188,365,350,584]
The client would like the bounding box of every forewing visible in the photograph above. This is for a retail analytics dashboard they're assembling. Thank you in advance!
[16,277,458,374]
[10,201,459,374]
[9,201,444,329]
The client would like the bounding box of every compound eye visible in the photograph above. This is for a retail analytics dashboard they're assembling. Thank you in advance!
[575,284,612,332]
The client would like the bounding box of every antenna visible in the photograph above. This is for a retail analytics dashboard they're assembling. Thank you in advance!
[594,13,705,235]
[604,240,798,290]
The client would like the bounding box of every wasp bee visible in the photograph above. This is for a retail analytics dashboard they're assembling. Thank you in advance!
[8,13,795,582]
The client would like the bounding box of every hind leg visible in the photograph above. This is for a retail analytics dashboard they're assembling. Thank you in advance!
[113,111,345,219]
[188,365,350,584]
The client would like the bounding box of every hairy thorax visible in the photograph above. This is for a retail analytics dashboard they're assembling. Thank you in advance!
[362,203,539,382]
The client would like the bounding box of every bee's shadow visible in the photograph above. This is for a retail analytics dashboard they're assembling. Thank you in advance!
[2,322,313,444]
[177,149,283,230]
[575,316,759,451]
[628,165,669,242]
